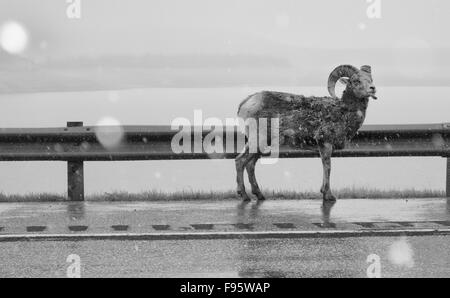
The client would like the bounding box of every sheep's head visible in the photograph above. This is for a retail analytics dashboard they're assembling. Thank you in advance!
[327,65,377,100]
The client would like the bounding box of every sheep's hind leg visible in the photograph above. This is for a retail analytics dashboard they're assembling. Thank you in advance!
[235,145,252,202]
[245,154,266,201]
[318,142,337,201]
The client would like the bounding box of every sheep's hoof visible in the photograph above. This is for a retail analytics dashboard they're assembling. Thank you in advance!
[323,193,337,202]
[253,192,266,201]
[237,190,251,202]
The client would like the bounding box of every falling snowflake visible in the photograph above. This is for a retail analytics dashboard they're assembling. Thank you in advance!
[388,237,414,268]
[95,117,124,150]
[0,21,29,54]
[431,133,444,148]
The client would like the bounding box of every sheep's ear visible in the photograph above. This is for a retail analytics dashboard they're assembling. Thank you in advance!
[338,78,349,85]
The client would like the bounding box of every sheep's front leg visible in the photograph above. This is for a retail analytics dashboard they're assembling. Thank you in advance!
[319,142,337,201]
[235,145,251,202]
[245,154,266,201]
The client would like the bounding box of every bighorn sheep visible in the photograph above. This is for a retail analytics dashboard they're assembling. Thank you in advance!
[235,65,377,201]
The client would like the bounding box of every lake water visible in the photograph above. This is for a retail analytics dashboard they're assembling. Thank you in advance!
[0,86,448,195]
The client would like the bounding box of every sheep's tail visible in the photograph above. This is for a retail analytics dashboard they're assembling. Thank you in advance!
[237,92,258,115]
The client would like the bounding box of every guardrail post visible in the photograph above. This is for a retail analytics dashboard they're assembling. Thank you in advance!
[67,121,84,201]
[447,157,450,198]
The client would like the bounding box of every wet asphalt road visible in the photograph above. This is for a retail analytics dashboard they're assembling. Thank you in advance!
[0,198,449,234]
[0,236,449,277]
[0,198,449,277]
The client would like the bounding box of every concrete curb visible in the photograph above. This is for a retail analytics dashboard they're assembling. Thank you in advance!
[0,228,449,242]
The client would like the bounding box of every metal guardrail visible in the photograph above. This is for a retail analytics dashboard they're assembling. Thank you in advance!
[0,121,449,201]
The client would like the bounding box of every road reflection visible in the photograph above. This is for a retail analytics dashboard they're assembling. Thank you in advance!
[234,199,339,277]
[321,200,336,227]
[66,202,86,220]
[236,200,264,222]
[447,198,450,216]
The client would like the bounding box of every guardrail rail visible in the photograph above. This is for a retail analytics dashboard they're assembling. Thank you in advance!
[0,121,449,201]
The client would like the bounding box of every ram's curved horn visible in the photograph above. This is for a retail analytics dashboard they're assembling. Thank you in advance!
[327,65,358,99]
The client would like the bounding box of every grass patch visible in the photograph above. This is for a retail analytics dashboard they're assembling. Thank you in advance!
[0,188,445,202]
[0,192,67,202]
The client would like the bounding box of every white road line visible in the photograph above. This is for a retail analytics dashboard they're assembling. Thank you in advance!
[0,228,449,242]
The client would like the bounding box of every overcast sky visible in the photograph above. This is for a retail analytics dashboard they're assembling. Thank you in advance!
[0,0,449,91]
[0,0,448,57]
